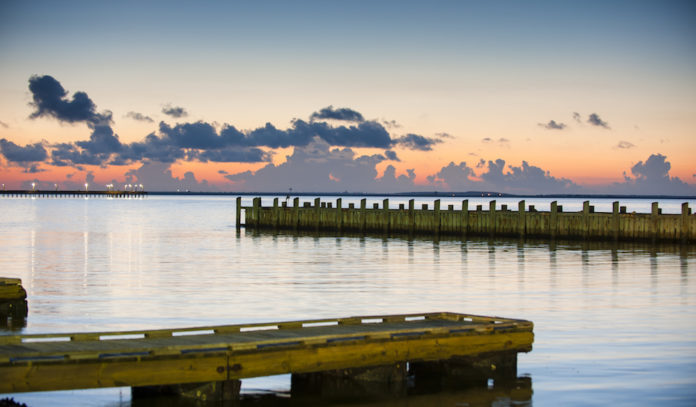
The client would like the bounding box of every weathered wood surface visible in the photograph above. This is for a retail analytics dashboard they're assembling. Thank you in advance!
[240,197,696,243]
[0,312,533,393]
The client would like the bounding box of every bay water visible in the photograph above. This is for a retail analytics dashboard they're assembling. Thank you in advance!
[1,195,695,406]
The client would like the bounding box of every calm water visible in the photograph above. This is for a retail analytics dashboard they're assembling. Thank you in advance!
[1,195,695,406]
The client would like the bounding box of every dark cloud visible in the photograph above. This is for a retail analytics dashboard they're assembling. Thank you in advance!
[23,164,45,173]
[0,138,48,163]
[572,112,582,123]
[539,120,566,130]
[435,132,454,139]
[193,147,270,163]
[384,150,400,161]
[393,133,441,151]
[125,111,154,123]
[28,75,111,125]
[50,143,109,167]
[310,106,365,122]
[616,141,635,149]
[587,113,610,129]
[162,104,188,118]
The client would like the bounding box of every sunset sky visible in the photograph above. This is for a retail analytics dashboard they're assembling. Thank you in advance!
[1,1,695,194]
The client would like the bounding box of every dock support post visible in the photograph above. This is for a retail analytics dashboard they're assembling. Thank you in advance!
[461,200,469,238]
[252,197,261,229]
[293,198,300,232]
[235,197,242,230]
[612,201,620,241]
[651,202,659,241]
[314,197,321,232]
[273,197,279,230]
[518,200,526,238]
[583,201,590,239]
[132,380,241,402]
[489,200,496,237]
[550,201,557,239]
[291,363,407,399]
[408,199,415,235]
[434,199,441,237]
[360,198,367,233]
[682,202,690,243]
[383,199,390,235]
[410,351,518,391]
[336,198,343,233]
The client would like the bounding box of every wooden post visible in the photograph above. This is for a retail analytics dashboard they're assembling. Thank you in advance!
[273,197,279,230]
[461,200,469,238]
[434,199,441,237]
[651,202,659,241]
[383,199,390,234]
[360,198,367,233]
[518,200,526,238]
[293,197,300,231]
[252,197,261,228]
[582,201,590,239]
[314,198,321,232]
[682,202,690,243]
[235,197,242,230]
[489,200,496,236]
[409,199,415,235]
[336,198,343,233]
[550,201,557,239]
[612,201,620,241]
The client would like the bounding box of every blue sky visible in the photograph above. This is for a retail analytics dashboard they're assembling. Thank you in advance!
[1,1,695,194]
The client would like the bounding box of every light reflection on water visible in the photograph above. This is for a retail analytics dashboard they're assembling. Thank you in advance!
[0,195,695,406]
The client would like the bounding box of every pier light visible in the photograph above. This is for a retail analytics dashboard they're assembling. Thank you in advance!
[54,184,58,191]
[31,182,36,191]
[85,183,89,192]
[139,184,143,191]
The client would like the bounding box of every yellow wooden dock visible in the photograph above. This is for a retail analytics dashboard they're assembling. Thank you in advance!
[0,312,533,396]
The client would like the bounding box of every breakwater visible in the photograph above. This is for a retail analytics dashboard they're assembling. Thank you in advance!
[238,197,695,243]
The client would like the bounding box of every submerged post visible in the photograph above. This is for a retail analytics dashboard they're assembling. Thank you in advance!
[383,199,390,234]
[409,199,415,235]
[434,199,441,236]
[612,201,620,240]
[550,201,558,239]
[461,200,469,238]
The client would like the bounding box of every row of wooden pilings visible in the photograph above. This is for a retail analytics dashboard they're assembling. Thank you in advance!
[238,197,696,243]
[0,190,147,198]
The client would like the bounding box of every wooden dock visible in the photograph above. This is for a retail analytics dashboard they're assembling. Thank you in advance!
[0,278,27,328]
[0,312,533,400]
[239,197,696,243]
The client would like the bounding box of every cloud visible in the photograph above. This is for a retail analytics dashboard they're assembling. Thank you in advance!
[572,112,582,123]
[587,113,610,129]
[539,120,566,130]
[124,161,213,192]
[0,120,8,128]
[310,106,365,122]
[605,153,695,195]
[0,138,48,163]
[225,138,418,193]
[616,141,635,149]
[478,159,578,194]
[125,111,154,123]
[393,133,442,151]
[482,137,510,146]
[384,150,400,161]
[162,104,188,118]
[28,75,111,125]
[435,132,454,139]
[382,119,401,129]
[427,161,477,191]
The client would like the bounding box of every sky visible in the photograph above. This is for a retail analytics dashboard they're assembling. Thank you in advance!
[0,0,695,195]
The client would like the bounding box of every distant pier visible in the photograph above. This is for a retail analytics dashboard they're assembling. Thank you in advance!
[0,190,146,198]
[238,197,696,243]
